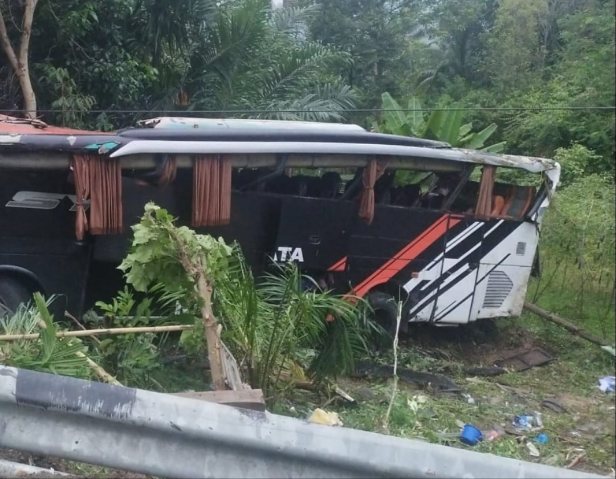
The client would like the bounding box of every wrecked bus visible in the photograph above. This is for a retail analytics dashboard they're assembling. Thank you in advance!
[0,116,560,332]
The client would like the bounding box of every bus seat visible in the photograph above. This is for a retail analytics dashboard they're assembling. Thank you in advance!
[319,172,343,198]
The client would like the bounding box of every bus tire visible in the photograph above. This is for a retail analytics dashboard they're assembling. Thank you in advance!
[0,276,32,315]
[368,291,401,339]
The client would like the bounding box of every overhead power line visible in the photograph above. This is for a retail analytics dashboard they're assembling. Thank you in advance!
[1,106,615,115]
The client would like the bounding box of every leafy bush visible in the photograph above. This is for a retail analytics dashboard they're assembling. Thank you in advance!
[553,144,606,187]
[0,294,91,378]
[531,174,615,335]
[89,288,165,388]
[118,203,374,400]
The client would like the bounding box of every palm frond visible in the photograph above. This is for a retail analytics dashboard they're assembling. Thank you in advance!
[259,83,356,122]
[269,4,319,39]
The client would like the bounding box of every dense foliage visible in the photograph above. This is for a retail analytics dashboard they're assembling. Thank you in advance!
[1,0,613,330]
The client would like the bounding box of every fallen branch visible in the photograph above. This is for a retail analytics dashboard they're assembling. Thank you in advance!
[524,302,609,347]
[566,452,586,469]
[0,324,193,342]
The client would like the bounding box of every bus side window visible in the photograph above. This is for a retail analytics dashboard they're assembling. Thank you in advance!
[473,165,539,220]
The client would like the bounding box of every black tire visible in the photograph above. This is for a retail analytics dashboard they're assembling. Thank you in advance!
[367,291,400,339]
[0,276,32,315]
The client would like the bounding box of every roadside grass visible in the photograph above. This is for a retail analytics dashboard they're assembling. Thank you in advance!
[273,313,615,475]
[527,257,615,340]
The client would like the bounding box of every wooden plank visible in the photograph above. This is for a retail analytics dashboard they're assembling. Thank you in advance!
[173,389,266,412]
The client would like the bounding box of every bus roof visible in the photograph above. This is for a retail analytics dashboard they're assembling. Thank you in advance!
[1,116,559,177]
[136,117,368,132]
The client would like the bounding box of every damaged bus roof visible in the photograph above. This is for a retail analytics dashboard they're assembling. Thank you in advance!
[1,116,559,176]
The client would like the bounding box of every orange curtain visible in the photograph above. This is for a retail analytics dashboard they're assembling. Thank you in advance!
[474,165,496,217]
[157,155,177,186]
[71,154,123,238]
[72,154,90,241]
[89,155,123,235]
[192,154,232,227]
[358,158,388,224]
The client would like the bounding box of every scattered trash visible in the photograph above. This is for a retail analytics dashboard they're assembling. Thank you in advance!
[460,424,483,446]
[334,385,356,403]
[495,348,554,372]
[534,433,549,445]
[513,412,543,431]
[541,399,567,414]
[526,441,540,457]
[308,408,343,426]
[455,419,466,429]
[461,393,475,404]
[601,345,616,357]
[513,414,534,430]
[598,376,615,393]
[485,426,505,442]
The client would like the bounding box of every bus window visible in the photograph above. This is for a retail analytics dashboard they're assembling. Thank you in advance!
[472,165,540,220]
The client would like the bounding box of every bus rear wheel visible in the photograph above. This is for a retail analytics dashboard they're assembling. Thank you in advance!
[0,276,32,315]
[367,291,405,344]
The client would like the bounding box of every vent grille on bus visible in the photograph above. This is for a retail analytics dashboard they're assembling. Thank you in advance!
[482,271,513,308]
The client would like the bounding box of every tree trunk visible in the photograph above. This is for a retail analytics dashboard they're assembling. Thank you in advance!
[195,270,227,390]
[0,0,39,118]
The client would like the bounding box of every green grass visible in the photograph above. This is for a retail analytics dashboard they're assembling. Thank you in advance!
[273,314,615,475]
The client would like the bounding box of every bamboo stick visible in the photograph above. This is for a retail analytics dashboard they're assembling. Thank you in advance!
[0,324,193,342]
[75,351,123,386]
[523,302,609,346]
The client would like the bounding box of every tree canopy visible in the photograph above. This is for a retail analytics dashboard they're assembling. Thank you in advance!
[0,0,613,171]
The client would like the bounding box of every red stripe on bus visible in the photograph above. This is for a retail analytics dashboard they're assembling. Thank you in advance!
[352,215,459,298]
[327,256,347,272]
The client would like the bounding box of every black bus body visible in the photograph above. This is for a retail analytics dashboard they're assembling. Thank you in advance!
[0,117,560,327]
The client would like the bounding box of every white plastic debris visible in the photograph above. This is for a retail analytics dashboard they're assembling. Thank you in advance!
[526,441,540,457]
[308,408,343,426]
[598,376,615,393]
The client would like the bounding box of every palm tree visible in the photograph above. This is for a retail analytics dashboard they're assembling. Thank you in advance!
[164,0,357,120]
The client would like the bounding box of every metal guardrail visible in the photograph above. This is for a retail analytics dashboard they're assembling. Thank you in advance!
[0,366,605,478]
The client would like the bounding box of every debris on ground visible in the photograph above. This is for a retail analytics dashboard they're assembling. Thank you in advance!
[541,399,567,413]
[597,376,615,393]
[512,412,543,431]
[495,348,554,372]
[601,345,616,357]
[352,360,461,393]
[484,426,505,442]
[526,441,541,457]
[459,424,483,446]
[308,408,343,426]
